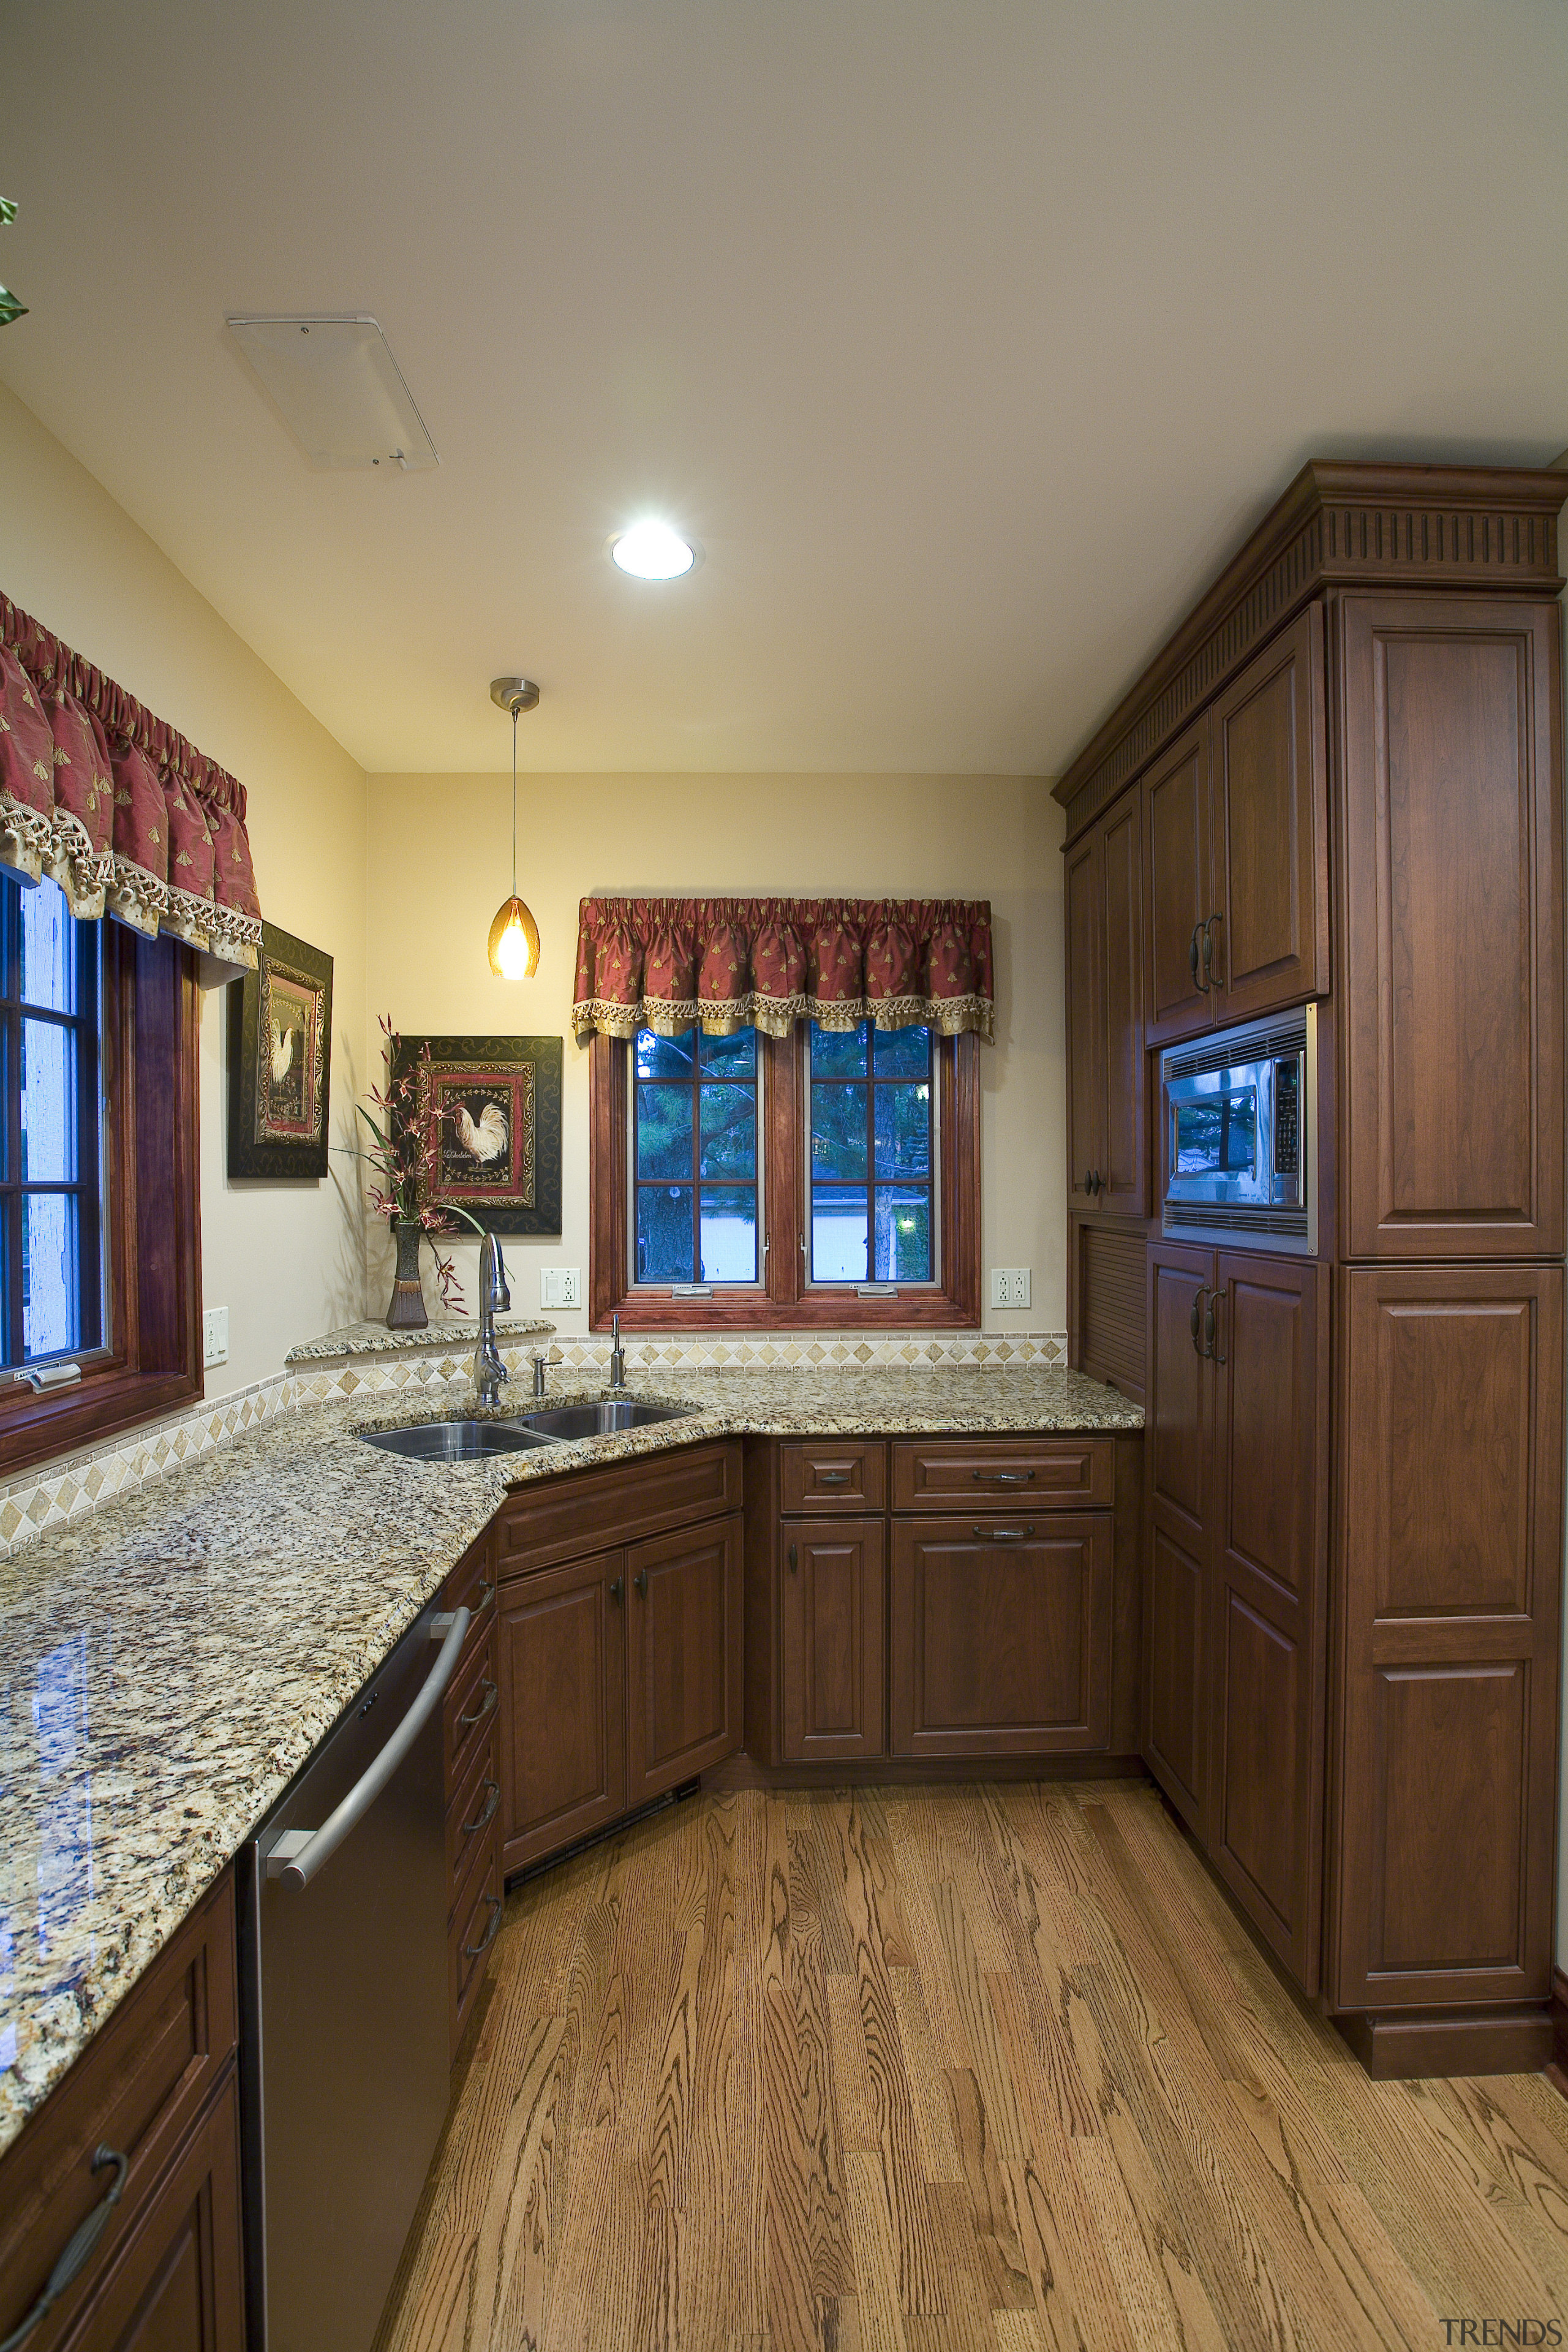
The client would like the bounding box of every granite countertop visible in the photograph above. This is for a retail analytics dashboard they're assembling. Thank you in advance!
[0,1363,1139,2157]
[285,1310,556,1362]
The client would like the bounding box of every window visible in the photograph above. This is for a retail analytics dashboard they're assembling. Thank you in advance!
[591,1020,980,1328]
[0,873,202,1475]
[1,876,106,1368]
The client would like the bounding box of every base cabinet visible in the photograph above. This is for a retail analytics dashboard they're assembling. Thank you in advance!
[625,1515,744,1806]
[499,1547,627,1874]
[890,1515,1112,1758]
[780,1518,886,1762]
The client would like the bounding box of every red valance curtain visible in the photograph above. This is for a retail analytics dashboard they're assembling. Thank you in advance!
[573,895,994,1042]
[0,592,263,976]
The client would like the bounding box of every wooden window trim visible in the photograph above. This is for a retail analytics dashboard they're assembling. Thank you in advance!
[590,1027,981,1330]
[0,927,203,1477]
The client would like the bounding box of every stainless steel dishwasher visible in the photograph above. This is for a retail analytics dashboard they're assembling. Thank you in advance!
[239,1598,470,2352]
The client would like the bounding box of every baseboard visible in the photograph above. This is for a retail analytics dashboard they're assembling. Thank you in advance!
[1334,2005,1556,2081]
[1547,1966,1568,2098]
[704,1751,1150,1793]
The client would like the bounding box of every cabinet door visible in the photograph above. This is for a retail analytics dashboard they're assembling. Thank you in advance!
[498,1549,625,1874]
[1339,595,1564,1258]
[64,2070,245,2352]
[1142,722,1213,1045]
[1210,605,1329,1023]
[1144,1242,1216,1832]
[1331,1264,1564,2014]
[780,1517,886,1762]
[1064,823,1103,1208]
[625,1512,744,1806]
[1099,788,1148,1215]
[1208,1252,1327,1995]
[889,1515,1111,1758]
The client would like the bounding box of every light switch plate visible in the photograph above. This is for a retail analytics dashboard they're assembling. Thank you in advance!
[989,1267,1031,1310]
[540,1267,581,1310]
[203,1305,230,1366]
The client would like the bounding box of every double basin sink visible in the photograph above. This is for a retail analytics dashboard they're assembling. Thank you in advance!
[361,1397,693,1463]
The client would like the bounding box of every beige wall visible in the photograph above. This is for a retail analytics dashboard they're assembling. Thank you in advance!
[364,771,1066,1333]
[0,383,371,1398]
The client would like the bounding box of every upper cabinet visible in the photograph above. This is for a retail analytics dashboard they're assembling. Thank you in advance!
[1144,607,1330,1047]
[1338,595,1564,1260]
[1065,786,1148,1217]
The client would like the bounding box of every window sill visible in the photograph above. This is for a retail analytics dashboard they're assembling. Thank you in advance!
[0,1363,204,1483]
[599,1293,979,1332]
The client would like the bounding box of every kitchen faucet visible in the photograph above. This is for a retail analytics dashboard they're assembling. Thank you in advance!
[473,1233,510,1408]
[608,1311,626,1390]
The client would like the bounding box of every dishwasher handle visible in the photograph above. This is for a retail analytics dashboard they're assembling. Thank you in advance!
[268,1607,471,1890]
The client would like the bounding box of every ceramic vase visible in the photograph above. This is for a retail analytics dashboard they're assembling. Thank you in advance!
[386,1218,428,1330]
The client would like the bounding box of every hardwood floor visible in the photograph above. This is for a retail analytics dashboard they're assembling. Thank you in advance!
[379,1781,1568,2351]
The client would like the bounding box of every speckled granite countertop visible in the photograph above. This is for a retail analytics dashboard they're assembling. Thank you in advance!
[0,1363,1138,2157]
[285,1310,555,1362]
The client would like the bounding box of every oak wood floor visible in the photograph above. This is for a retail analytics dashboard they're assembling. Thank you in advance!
[379,1781,1568,2351]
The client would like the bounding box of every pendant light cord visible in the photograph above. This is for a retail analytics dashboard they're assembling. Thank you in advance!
[511,707,519,895]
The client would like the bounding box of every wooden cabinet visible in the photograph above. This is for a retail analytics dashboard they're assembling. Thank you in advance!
[1065,785,1147,1213]
[437,1537,504,2054]
[1330,1264,1564,2016]
[1143,607,1329,1047]
[0,1874,243,2352]
[1144,1243,1328,1991]
[625,1513,744,1805]
[498,1546,627,1874]
[1338,594,1564,1261]
[780,1518,886,1762]
[889,1515,1112,1758]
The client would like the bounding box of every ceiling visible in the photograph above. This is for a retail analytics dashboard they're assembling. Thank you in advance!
[2,1,1566,778]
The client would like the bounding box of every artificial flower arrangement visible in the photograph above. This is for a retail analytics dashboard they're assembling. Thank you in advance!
[353,1017,483,1322]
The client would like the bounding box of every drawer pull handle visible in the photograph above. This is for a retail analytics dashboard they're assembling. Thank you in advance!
[788,1542,798,1575]
[462,1779,500,1839]
[468,1578,494,1616]
[463,1893,503,1961]
[816,1468,852,1485]
[633,1570,647,1598]
[973,1468,1034,1484]
[973,1524,1036,1542]
[456,1678,497,1732]
[1,2145,127,2350]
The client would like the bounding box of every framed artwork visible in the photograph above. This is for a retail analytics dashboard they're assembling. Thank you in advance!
[227,921,333,1180]
[392,1033,563,1235]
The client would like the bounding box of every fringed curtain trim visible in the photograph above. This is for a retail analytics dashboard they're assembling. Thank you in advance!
[572,895,995,1043]
[0,592,263,976]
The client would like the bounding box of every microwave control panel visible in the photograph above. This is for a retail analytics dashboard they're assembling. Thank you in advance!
[1273,1058,1300,1199]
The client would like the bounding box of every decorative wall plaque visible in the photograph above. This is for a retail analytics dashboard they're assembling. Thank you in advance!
[227,921,333,1180]
[391,1033,563,1235]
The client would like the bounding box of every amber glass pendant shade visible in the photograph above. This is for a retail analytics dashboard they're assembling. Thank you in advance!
[488,894,540,980]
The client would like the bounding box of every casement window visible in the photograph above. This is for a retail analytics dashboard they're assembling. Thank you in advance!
[592,1020,980,1328]
[0,870,202,1476]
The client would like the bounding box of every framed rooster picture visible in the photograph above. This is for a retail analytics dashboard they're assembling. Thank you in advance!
[393,1033,563,1235]
[227,921,334,1180]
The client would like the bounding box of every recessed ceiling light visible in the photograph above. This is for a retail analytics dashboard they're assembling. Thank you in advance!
[609,520,700,580]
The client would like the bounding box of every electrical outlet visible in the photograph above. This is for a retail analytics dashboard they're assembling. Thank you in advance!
[203,1305,229,1366]
[540,1267,581,1310]
[989,1267,1031,1311]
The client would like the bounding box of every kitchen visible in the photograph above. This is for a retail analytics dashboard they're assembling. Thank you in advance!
[2,7,1568,2350]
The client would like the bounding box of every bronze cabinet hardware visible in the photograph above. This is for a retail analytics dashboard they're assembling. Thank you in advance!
[1208,1289,1226,1365]
[633,1569,647,1598]
[1201,912,1221,987]
[816,1468,852,1485]
[787,1542,798,1574]
[1190,1286,1210,1352]
[973,1467,1035,1483]
[609,1575,623,1605]
[462,1894,503,1961]
[456,1678,497,1732]
[3,2145,128,2346]
[971,1523,1035,1541]
[462,1781,500,1839]
[1189,922,1201,982]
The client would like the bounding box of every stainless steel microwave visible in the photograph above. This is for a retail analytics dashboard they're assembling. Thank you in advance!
[1159,1006,1316,1254]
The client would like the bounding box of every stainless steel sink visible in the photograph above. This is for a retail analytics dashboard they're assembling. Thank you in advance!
[360,1419,561,1462]
[514,1400,694,1442]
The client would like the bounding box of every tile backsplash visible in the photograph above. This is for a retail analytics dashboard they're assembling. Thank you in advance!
[0,1327,1066,1561]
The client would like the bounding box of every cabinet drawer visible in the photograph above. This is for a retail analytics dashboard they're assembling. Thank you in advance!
[778,1440,886,1513]
[495,1441,742,1578]
[445,1727,501,1920]
[450,1847,503,2059]
[444,1625,498,1781]
[0,1872,238,2351]
[892,1437,1114,1512]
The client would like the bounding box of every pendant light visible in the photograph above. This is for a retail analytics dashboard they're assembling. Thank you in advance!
[487,675,541,979]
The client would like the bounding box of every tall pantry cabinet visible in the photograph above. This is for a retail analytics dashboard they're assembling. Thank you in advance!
[1059,461,1568,2077]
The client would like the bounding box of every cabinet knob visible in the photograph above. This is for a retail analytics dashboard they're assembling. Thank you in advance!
[788,1542,798,1575]
[633,1569,647,1599]
[609,1576,623,1605]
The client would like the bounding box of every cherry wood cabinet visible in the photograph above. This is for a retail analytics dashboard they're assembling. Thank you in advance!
[1142,607,1329,1047]
[498,1546,627,1873]
[1330,1263,1564,2017]
[0,1874,243,2352]
[779,1518,886,1762]
[889,1515,1112,1758]
[1338,594,1564,1261]
[625,1513,744,1806]
[1065,783,1147,1214]
[1144,1243,1328,1991]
